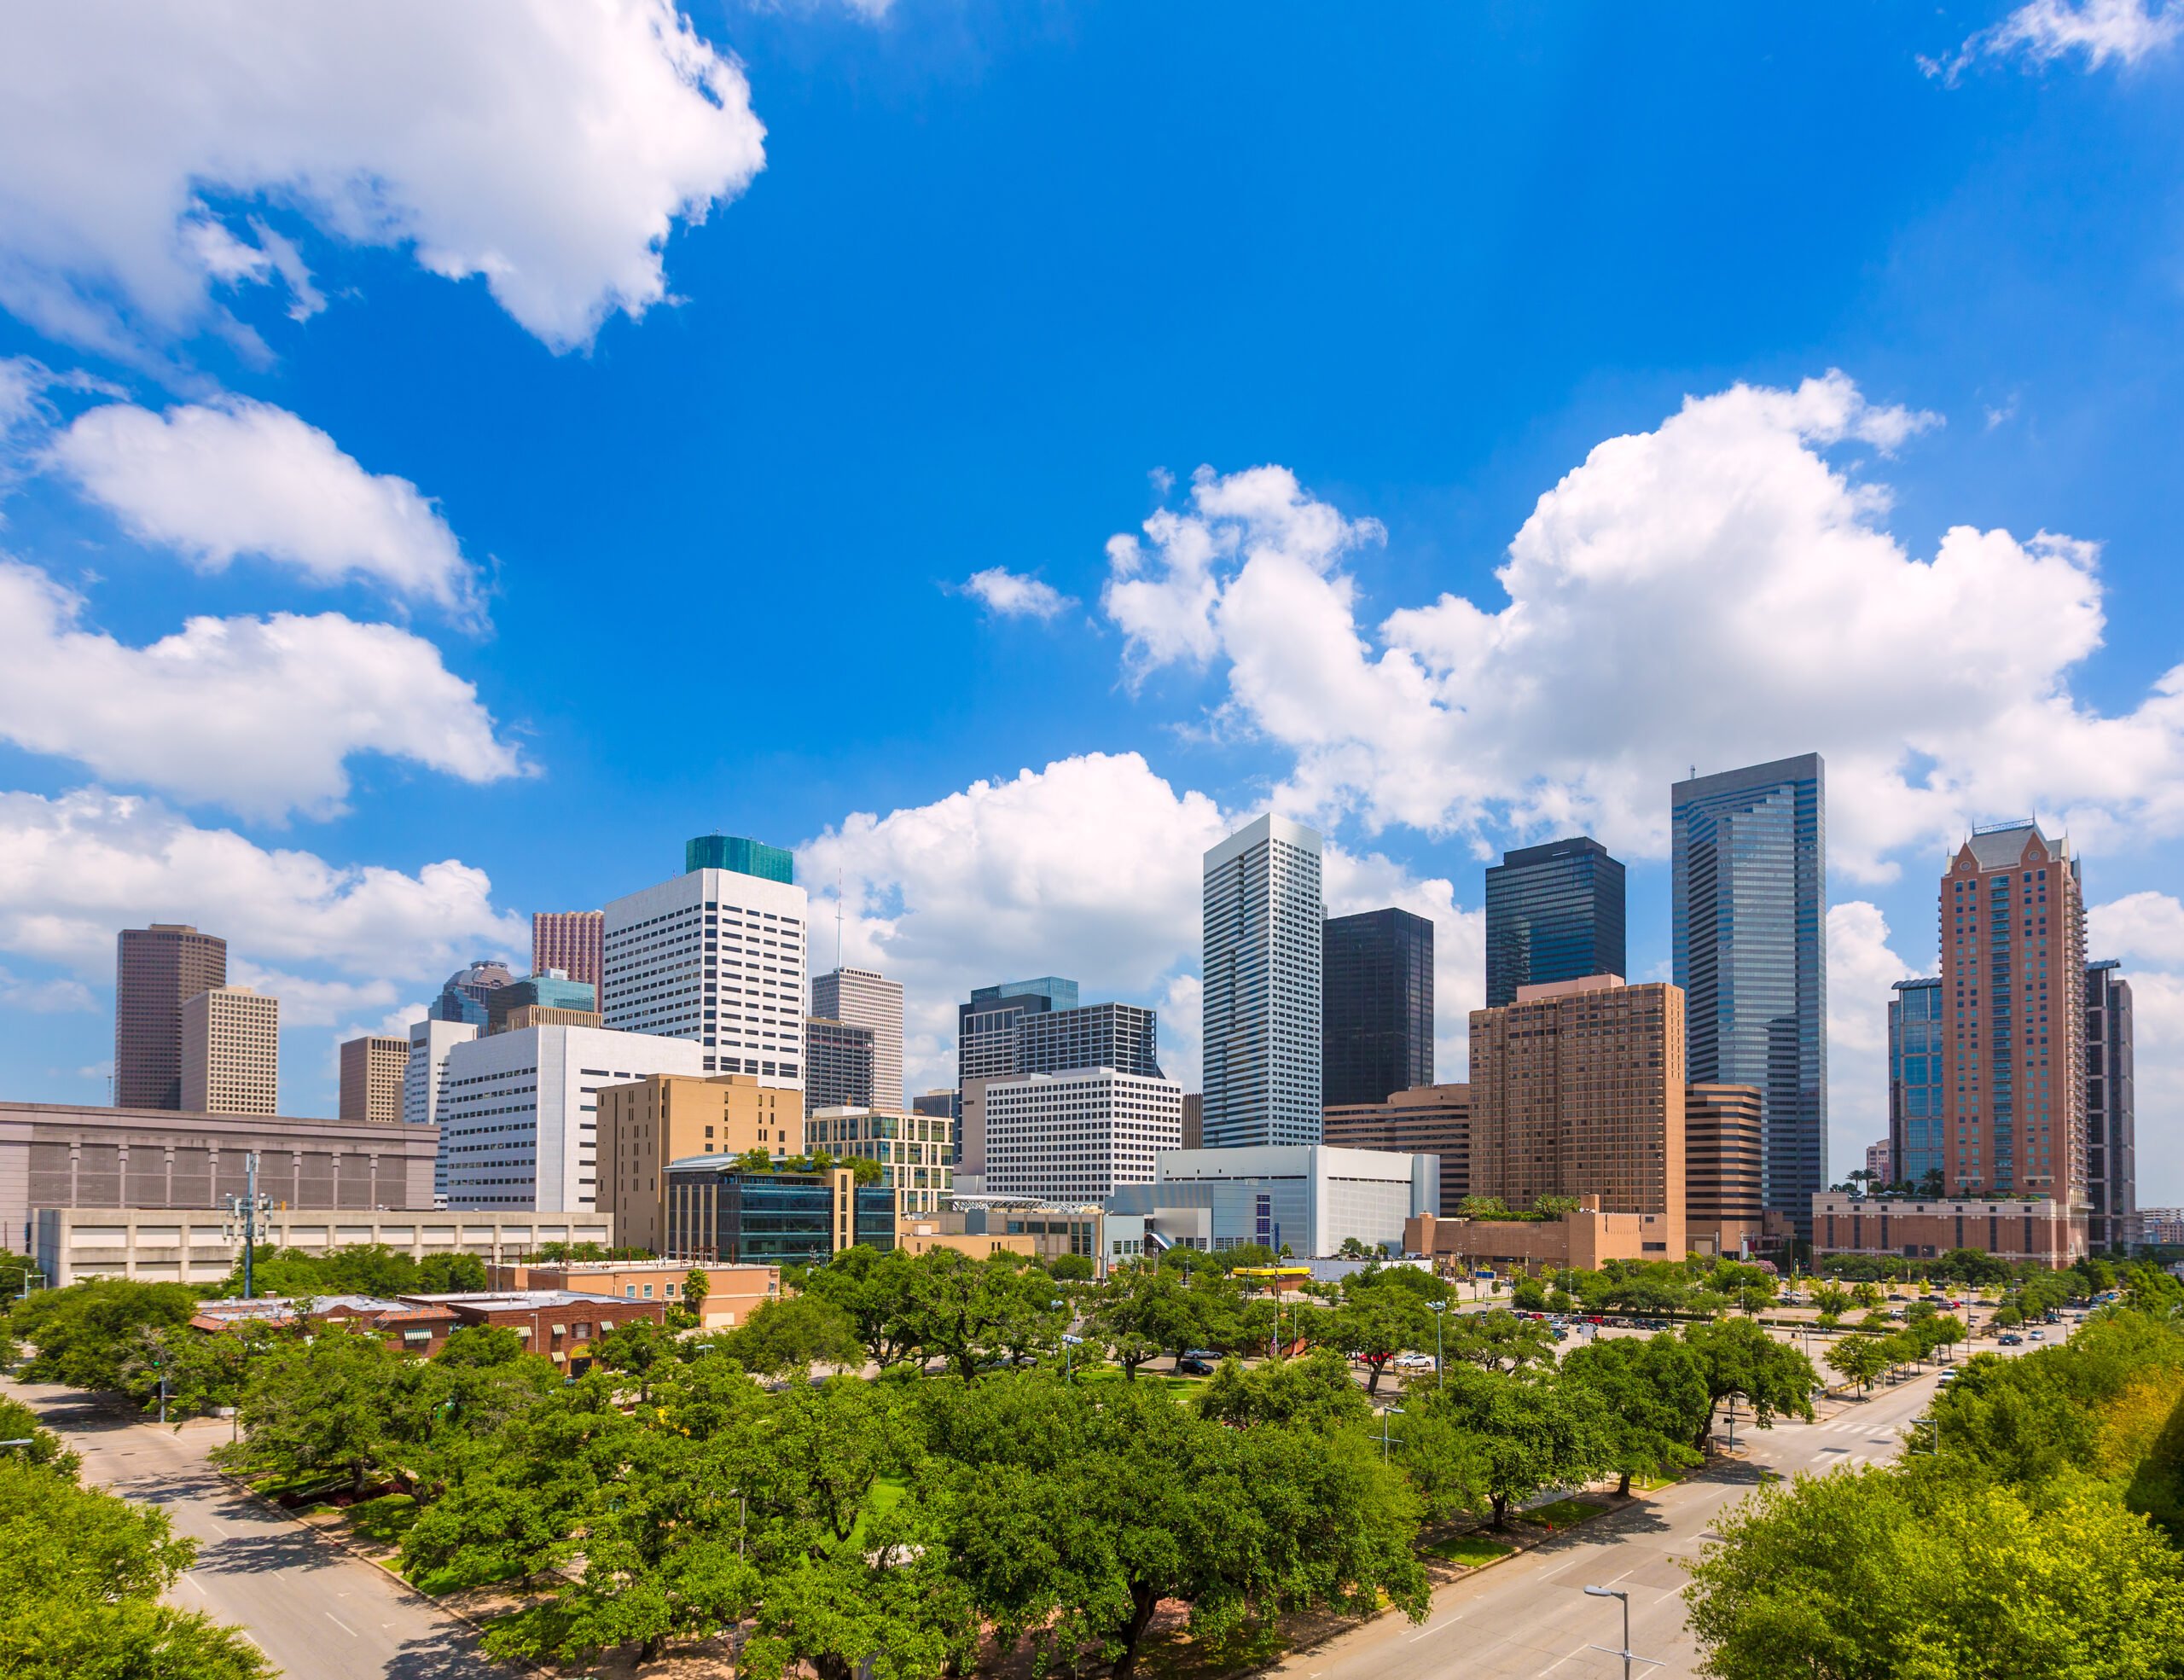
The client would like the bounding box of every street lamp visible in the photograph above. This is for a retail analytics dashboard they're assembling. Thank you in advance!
[0,1439,33,1450]
[1429,1300,1447,1388]
[1061,1332,1083,1381]
[1583,1585,1664,1679]
[1379,1406,1403,1462]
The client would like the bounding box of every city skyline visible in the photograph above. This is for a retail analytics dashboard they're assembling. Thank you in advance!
[0,9,2178,1200]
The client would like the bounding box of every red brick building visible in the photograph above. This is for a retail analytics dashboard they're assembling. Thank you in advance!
[1810,1191,2086,1267]
[190,1288,667,1369]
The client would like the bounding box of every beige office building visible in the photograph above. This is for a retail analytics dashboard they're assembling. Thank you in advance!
[804,1105,955,1219]
[182,987,278,1115]
[339,1034,410,1126]
[1467,974,1684,1252]
[600,1073,797,1253]
[1324,1083,1470,1217]
[1685,1083,1764,1256]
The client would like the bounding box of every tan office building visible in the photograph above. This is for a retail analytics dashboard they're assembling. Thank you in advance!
[339,1034,410,1125]
[1685,1083,1764,1256]
[1467,974,1683,1253]
[182,986,278,1115]
[600,1073,797,1253]
[1324,1083,1470,1216]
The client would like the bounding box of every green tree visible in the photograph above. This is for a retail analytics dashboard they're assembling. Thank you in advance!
[1403,1365,1615,1529]
[1087,1262,1175,1380]
[1562,1334,1709,1495]
[1197,1349,1373,1433]
[924,1373,1427,1680]
[802,1244,925,1369]
[0,1448,271,1678]
[1826,1333,1891,1396]
[1685,1468,2184,1680]
[715,1293,864,1379]
[13,1279,200,1393]
[215,1322,415,1491]
[593,1317,678,1402]
[1682,1318,1818,1450]
[1444,1308,1557,1375]
[1850,1281,1885,1310]
[1329,1287,1433,1396]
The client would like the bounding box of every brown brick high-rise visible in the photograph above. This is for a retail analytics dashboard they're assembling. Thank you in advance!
[1940,823,2088,1203]
[114,924,227,1109]
[1467,974,1684,1252]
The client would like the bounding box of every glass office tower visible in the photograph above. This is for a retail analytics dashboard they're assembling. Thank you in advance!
[1889,977,1945,1192]
[1484,838,1626,1008]
[2086,959,2135,1253]
[1672,753,1827,1236]
[1321,908,1435,1106]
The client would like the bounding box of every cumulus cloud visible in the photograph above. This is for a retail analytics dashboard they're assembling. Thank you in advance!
[955,567,1075,622]
[0,1,767,356]
[0,968,98,1014]
[2089,890,2184,966]
[49,397,482,617]
[0,560,523,819]
[1928,0,2181,79]
[798,752,1482,1097]
[0,788,526,986]
[1100,373,2184,881]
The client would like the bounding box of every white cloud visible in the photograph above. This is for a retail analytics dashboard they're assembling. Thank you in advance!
[1929,0,2181,79]
[1099,373,2184,881]
[0,968,97,1014]
[49,397,481,617]
[956,567,1075,622]
[0,560,523,819]
[0,1,767,356]
[1827,901,1923,1178]
[0,788,526,987]
[2089,890,2184,966]
[797,751,1485,1100]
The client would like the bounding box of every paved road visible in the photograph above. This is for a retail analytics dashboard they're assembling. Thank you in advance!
[1271,1357,1982,1680]
[5,1376,503,1680]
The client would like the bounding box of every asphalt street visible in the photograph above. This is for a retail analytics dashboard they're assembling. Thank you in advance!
[1270,1356,1993,1680]
[5,1375,504,1680]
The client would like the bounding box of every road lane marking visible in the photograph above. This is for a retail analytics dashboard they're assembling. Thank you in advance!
[326,1613,358,1636]
[1409,1612,1467,1642]
[206,1520,230,1537]
[179,1572,206,1596]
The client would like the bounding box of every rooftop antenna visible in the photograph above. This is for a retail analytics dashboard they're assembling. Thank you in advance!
[834,868,844,973]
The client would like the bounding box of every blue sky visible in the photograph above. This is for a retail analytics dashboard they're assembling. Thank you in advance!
[0,1,2180,1195]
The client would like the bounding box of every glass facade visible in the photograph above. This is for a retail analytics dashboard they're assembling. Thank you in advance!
[1672,754,1827,1234]
[2086,959,2135,1251]
[1321,908,1435,1106]
[1484,838,1626,1009]
[662,1161,895,1266]
[683,834,795,884]
[1889,978,1945,1191]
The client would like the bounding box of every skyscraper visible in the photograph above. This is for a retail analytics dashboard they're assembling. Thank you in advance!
[1889,977,1945,1193]
[181,986,279,1115]
[405,1016,478,1134]
[1467,975,1685,1240]
[810,967,904,1109]
[804,1015,877,1116]
[1938,821,2088,1203]
[114,924,228,1109]
[601,846,808,1095]
[531,910,604,1006]
[2087,959,2135,1253]
[339,1033,410,1125]
[1484,838,1626,1008]
[1321,908,1435,1106]
[430,959,516,1026]
[1202,814,1323,1149]
[952,982,1158,1186]
[1672,753,1827,1234]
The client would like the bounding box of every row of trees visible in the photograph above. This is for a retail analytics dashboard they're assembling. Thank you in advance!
[1685,1305,2184,1677]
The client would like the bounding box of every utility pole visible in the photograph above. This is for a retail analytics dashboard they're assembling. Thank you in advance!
[224,1152,268,1299]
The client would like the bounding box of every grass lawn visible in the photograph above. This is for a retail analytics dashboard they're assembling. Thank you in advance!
[346,1492,421,1547]
[1523,1498,1606,1531]
[1426,1533,1516,1566]
[1075,1369,1209,1398]
[845,1474,909,1551]
[1628,1470,1681,1491]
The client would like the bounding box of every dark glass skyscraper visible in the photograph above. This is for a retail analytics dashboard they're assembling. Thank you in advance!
[1889,977,1944,1193]
[1321,909,1435,1107]
[1672,753,1827,1235]
[1484,838,1626,1008]
[2086,959,2135,1253]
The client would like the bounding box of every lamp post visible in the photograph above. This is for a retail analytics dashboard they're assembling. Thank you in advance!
[1583,1584,1664,1679]
[1378,1406,1403,1462]
[1430,1300,1447,1388]
[1061,1333,1083,1381]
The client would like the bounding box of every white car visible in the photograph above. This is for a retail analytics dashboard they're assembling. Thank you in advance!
[1393,1353,1437,1371]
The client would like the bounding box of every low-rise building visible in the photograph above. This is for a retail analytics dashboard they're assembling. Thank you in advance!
[1809,1192,2088,1267]
[662,1159,895,1266]
[189,1294,464,1356]
[488,1259,779,1329]
[803,1105,955,1219]
[898,1219,1038,1261]
[33,1206,614,1288]
[402,1289,667,1372]
[1105,1145,1438,1261]
[944,1200,1106,1271]
[1404,1198,1682,1273]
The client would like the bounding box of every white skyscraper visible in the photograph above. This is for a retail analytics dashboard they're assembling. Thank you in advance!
[438,1023,706,1211]
[811,967,905,1108]
[601,854,809,1096]
[984,1067,1183,1205]
[1202,814,1323,1149]
[406,1018,479,1128]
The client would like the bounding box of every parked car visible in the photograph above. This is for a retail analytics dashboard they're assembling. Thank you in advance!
[1393,1352,1436,1371]
[1886,1293,1908,1302]
[1177,1355,1217,1376]
[2029,1329,2046,1341]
